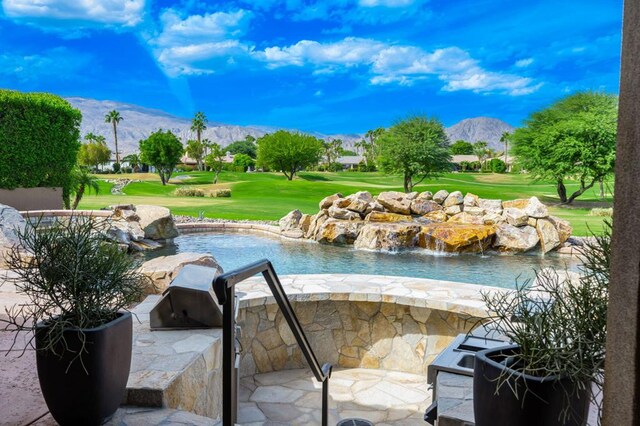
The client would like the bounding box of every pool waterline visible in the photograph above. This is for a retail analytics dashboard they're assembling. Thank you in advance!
[146,231,581,289]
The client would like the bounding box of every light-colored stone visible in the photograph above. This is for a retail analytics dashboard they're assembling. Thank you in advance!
[447,212,484,225]
[319,193,343,210]
[527,217,538,227]
[417,191,433,200]
[376,191,412,215]
[463,193,479,207]
[444,205,462,215]
[482,212,504,225]
[494,223,540,253]
[278,209,302,232]
[316,219,363,245]
[536,218,561,253]
[463,206,485,216]
[328,205,361,220]
[345,191,374,213]
[548,215,573,244]
[332,198,352,209]
[443,191,464,207]
[365,211,413,223]
[502,198,529,209]
[422,210,449,223]
[410,199,443,215]
[406,191,419,200]
[524,196,549,218]
[354,223,421,251]
[432,190,450,204]
[305,211,328,239]
[135,205,179,240]
[299,214,312,234]
[139,252,223,294]
[478,198,503,214]
[0,204,25,266]
[417,223,496,253]
[503,207,529,227]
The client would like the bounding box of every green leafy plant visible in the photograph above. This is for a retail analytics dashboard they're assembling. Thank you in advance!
[2,216,149,365]
[139,129,184,185]
[256,130,324,180]
[481,221,610,423]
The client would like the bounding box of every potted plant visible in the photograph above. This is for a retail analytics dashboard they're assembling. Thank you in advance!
[2,216,148,425]
[474,223,610,426]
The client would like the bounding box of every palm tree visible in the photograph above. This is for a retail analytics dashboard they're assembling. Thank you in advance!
[104,110,123,167]
[70,166,100,210]
[473,141,490,169]
[500,131,511,171]
[191,111,207,145]
[123,153,141,172]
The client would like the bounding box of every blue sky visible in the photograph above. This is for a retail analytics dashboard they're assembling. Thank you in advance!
[0,0,622,134]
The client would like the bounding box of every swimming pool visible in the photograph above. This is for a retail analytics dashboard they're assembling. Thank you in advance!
[147,231,581,288]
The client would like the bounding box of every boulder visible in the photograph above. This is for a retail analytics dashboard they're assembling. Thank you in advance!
[319,193,343,210]
[536,218,561,254]
[346,191,374,213]
[548,216,573,245]
[417,191,433,200]
[423,210,449,223]
[524,197,549,218]
[410,199,443,215]
[503,207,529,227]
[464,206,485,216]
[332,198,352,209]
[305,211,328,239]
[478,199,503,215]
[135,205,179,240]
[282,229,304,239]
[354,223,421,251]
[316,219,363,245]
[377,191,411,215]
[443,191,464,207]
[364,201,385,216]
[279,209,302,232]
[494,224,540,253]
[463,193,479,207]
[432,190,450,204]
[139,252,223,294]
[527,217,538,227]
[444,205,462,215]
[365,211,414,223]
[129,238,164,252]
[482,213,504,225]
[328,205,361,220]
[406,192,419,200]
[417,223,497,253]
[448,212,485,225]
[502,199,529,210]
[299,214,313,234]
[0,204,26,266]
[112,207,140,222]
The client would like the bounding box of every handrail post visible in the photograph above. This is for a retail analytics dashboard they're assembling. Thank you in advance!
[221,283,237,426]
[322,363,332,426]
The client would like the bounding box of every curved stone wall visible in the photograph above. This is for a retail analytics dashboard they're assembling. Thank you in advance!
[238,299,476,377]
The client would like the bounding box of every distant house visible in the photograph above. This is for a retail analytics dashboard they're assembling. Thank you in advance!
[180,152,235,166]
[451,154,514,165]
[337,155,364,170]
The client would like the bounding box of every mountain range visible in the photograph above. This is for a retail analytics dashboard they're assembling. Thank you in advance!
[66,97,514,155]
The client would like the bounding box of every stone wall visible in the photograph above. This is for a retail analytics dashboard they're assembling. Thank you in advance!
[237,299,476,377]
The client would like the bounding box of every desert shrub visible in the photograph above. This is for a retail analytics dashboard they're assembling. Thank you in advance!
[589,207,613,217]
[0,90,81,206]
[489,158,507,173]
[209,189,231,197]
[174,187,205,197]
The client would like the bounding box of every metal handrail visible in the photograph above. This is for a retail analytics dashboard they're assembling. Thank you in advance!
[213,259,333,426]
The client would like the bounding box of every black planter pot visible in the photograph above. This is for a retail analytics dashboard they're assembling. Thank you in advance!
[473,345,590,426]
[35,312,132,425]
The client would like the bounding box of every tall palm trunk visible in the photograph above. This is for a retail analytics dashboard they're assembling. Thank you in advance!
[112,122,120,166]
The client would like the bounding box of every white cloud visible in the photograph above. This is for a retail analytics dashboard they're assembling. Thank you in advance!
[147,8,253,76]
[1,0,145,26]
[257,37,541,96]
[515,58,534,67]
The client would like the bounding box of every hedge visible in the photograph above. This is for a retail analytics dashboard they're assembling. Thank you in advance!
[0,90,81,191]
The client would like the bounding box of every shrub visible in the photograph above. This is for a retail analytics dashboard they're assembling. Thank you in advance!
[174,187,205,197]
[176,165,197,172]
[0,90,81,205]
[489,158,507,173]
[589,207,613,217]
[209,189,231,197]
[112,162,121,173]
[327,162,343,172]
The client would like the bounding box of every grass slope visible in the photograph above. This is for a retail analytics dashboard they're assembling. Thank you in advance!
[80,171,612,236]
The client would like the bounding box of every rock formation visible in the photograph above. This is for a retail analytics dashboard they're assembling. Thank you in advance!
[278,191,574,255]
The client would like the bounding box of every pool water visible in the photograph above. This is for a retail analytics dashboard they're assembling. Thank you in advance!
[147,232,581,289]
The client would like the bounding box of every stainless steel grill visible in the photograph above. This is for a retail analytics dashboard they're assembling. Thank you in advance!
[150,264,223,330]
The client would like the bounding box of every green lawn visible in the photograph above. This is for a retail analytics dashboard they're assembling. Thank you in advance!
[79,171,612,236]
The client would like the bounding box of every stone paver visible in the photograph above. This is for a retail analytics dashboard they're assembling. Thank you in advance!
[240,368,431,425]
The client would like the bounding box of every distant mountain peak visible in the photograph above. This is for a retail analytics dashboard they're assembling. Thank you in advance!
[445,117,515,151]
